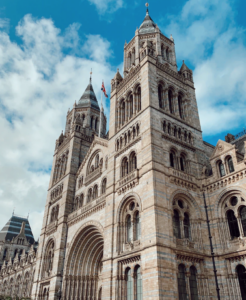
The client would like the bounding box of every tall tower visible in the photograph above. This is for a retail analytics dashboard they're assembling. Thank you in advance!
[32,78,106,299]
[105,6,207,300]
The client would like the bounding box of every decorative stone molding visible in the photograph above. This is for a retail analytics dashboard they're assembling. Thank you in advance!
[50,183,63,203]
[67,196,106,226]
[170,170,197,191]
[118,255,141,265]
[116,170,139,195]
[175,237,195,249]
[206,170,246,192]
[46,220,58,236]
[176,253,203,263]
[84,167,102,186]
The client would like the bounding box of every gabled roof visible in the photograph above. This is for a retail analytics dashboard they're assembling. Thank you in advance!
[76,136,108,176]
[210,139,235,160]
[0,215,35,244]
[139,9,157,34]
[77,79,100,111]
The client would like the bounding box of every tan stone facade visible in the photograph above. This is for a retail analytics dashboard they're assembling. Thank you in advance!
[1,8,246,300]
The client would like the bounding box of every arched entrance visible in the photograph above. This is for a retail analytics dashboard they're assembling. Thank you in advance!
[64,224,104,300]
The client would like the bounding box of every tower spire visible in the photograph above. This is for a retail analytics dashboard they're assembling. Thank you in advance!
[90,69,92,84]
[145,2,149,14]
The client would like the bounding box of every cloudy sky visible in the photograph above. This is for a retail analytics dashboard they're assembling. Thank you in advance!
[0,0,246,239]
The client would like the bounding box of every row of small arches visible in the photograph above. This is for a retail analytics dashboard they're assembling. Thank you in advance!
[116,124,140,151]
[73,178,107,211]
[163,120,193,144]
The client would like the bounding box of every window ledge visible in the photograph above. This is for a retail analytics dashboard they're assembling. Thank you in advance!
[116,169,139,195]
[175,237,195,249]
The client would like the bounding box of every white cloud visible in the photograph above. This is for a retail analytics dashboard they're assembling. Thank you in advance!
[88,0,124,14]
[161,0,246,136]
[0,14,114,239]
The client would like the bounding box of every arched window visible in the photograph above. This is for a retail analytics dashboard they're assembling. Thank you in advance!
[95,118,98,130]
[227,210,240,239]
[184,213,190,239]
[79,194,84,207]
[180,156,185,171]
[137,87,141,111]
[178,95,184,119]
[178,264,188,300]
[173,210,181,238]
[126,268,133,300]
[102,178,107,195]
[219,161,226,177]
[161,45,165,58]
[129,152,137,173]
[122,102,126,124]
[136,124,140,136]
[135,211,141,240]
[93,185,98,200]
[135,266,142,300]
[163,121,166,132]
[87,188,92,203]
[129,94,133,118]
[166,49,169,61]
[190,266,199,300]
[241,207,246,236]
[170,152,175,168]
[127,215,132,242]
[168,90,174,114]
[122,157,128,177]
[90,116,93,129]
[158,85,163,108]
[228,157,234,173]
[237,265,246,299]
[168,123,171,135]
[95,154,99,168]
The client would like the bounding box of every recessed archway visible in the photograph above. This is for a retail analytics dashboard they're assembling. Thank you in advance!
[63,224,104,300]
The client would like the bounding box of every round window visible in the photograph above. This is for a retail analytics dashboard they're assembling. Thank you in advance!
[230,197,238,206]
[178,200,183,209]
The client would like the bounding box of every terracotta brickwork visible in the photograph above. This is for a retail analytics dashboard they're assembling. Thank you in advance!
[1,8,246,300]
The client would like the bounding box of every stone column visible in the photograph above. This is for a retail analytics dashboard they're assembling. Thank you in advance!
[237,215,244,237]
[186,272,191,299]
[180,217,184,239]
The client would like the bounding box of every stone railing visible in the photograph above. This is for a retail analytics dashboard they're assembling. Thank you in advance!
[84,167,102,186]
[68,195,106,222]
[175,237,195,249]
[116,169,139,195]
[170,168,198,191]
[46,220,58,234]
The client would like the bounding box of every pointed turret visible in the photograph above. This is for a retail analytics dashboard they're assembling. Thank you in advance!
[139,7,157,34]
[77,77,100,110]
[0,215,35,244]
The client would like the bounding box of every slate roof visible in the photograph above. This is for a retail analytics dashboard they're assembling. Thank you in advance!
[139,9,157,34]
[0,215,35,244]
[77,80,100,110]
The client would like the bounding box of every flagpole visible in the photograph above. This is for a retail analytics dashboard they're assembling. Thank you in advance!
[99,88,102,138]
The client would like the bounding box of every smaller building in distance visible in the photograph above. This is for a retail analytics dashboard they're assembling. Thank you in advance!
[0,214,38,298]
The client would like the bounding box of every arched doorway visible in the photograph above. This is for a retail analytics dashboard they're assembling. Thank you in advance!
[64,224,104,300]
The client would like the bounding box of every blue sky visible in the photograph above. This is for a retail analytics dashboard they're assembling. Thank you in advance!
[0,0,246,238]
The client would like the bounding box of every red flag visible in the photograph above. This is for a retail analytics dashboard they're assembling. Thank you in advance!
[101,82,108,98]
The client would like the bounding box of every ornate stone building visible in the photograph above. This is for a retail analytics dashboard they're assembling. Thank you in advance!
[1,7,246,300]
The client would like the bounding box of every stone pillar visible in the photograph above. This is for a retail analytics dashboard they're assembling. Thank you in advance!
[180,217,184,239]
[237,216,244,237]
[186,272,191,299]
